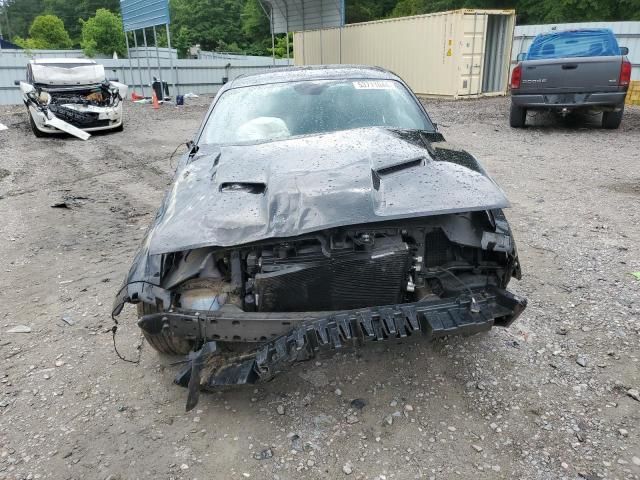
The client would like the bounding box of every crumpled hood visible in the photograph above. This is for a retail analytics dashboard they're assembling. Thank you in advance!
[32,64,105,86]
[149,128,509,254]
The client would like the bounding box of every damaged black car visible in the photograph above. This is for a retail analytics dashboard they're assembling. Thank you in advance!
[113,66,526,407]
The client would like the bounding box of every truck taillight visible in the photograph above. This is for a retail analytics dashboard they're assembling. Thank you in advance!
[620,59,631,86]
[511,64,522,90]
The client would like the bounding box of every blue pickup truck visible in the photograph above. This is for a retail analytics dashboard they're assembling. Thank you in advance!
[510,28,631,129]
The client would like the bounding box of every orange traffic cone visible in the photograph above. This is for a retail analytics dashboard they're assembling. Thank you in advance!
[152,90,160,109]
[131,92,143,101]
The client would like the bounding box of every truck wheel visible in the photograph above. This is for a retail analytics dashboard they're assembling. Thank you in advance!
[29,112,48,138]
[509,103,527,128]
[602,107,624,129]
[137,303,194,356]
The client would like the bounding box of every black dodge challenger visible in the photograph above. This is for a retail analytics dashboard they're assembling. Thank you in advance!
[113,66,526,407]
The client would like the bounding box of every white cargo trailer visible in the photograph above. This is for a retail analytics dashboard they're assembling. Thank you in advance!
[294,9,516,98]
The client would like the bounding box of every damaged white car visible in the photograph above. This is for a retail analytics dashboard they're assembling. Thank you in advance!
[18,58,127,140]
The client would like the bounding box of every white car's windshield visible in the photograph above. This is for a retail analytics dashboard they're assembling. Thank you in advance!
[200,79,432,145]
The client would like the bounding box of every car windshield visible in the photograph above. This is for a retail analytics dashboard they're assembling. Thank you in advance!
[527,30,620,60]
[200,79,433,145]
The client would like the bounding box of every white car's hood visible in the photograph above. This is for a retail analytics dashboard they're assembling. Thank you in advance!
[32,64,106,86]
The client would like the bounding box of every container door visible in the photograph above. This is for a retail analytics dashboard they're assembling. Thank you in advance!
[481,15,511,93]
[458,12,486,96]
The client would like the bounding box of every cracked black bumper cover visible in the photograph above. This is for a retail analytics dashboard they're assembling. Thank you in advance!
[157,287,526,405]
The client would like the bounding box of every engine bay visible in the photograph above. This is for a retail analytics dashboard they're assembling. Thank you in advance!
[33,81,123,109]
[158,210,520,315]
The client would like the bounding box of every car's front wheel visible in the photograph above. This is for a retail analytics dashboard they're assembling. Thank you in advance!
[602,107,624,129]
[28,111,48,138]
[137,303,194,355]
[509,103,527,128]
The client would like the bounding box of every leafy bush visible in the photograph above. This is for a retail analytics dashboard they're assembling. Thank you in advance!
[81,9,126,57]
[14,14,72,49]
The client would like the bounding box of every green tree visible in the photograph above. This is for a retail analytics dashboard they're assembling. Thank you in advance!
[241,0,269,39]
[14,14,72,48]
[41,0,120,41]
[169,0,244,52]
[2,0,45,40]
[390,0,428,17]
[268,33,293,58]
[80,8,126,57]
[239,0,271,55]
[173,26,194,57]
[1,0,120,46]
[346,0,397,23]
[517,0,618,23]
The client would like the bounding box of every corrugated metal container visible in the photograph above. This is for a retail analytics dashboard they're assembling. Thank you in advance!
[627,81,640,105]
[293,9,516,98]
[513,21,640,80]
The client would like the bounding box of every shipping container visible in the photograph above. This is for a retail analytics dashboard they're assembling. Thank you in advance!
[627,81,640,106]
[293,9,516,98]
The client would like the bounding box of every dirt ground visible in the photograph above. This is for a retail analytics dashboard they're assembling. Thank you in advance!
[1,95,639,480]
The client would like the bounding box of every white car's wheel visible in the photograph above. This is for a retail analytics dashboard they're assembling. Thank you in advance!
[28,110,48,138]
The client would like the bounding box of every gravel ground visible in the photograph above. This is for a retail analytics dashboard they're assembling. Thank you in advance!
[0,95,639,480]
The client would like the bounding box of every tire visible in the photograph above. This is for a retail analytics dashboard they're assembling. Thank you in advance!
[137,303,194,356]
[509,103,527,128]
[602,107,624,129]
[29,111,48,137]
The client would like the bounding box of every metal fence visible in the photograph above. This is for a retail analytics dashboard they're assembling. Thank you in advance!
[0,55,290,105]
[128,47,177,59]
[512,21,640,80]
[0,49,91,58]
[195,50,292,66]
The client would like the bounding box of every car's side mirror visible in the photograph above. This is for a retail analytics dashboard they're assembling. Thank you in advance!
[14,80,21,86]
[186,140,199,156]
[620,46,629,55]
[516,52,527,62]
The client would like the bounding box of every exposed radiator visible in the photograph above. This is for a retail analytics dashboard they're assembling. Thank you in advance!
[255,237,410,312]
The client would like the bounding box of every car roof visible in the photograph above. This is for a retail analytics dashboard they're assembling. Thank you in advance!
[29,58,97,65]
[229,65,402,89]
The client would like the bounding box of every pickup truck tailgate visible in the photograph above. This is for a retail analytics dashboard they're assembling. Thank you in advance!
[520,56,622,93]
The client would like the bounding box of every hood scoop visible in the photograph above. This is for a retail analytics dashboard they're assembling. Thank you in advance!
[220,182,266,194]
[372,156,425,190]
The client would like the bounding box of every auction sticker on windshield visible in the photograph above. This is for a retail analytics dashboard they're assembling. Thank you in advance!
[353,80,396,89]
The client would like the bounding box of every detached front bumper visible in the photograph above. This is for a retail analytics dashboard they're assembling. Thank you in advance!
[138,287,526,408]
[28,104,123,133]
